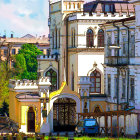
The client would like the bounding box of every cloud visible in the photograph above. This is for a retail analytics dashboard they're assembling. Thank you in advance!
[0,0,49,37]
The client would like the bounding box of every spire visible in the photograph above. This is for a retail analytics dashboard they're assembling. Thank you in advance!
[64,67,66,82]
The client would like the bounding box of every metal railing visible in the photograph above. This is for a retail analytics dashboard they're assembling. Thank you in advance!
[106,56,128,66]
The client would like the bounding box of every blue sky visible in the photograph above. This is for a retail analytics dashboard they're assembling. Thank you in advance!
[0,0,49,38]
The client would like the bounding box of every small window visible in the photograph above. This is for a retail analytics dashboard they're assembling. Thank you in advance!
[77,3,81,9]
[73,3,75,9]
[90,70,101,93]
[130,78,135,100]
[69,2,71,9]
[103,4,114,13]
[4,49,8,56]
[107,36,111,56]
[114,76,118,98]
[12,49,16,55]
[86,29,94,48]
[130,34,135,57]
[122,78,126,98]
[94,106,101,113]
[45,69,57,91]
[114,36,118,45]
[98,29,104,47]
[122,37,126,55]
[108,74,111,96]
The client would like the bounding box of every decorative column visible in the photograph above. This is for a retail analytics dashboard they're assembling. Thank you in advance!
[38,77,51,134]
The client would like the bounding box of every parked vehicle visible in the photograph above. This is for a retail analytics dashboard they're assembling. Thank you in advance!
[75,118,99,136]
[83,119,99,135]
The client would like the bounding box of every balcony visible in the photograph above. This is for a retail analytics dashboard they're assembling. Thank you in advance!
[105,56,128,66]
[78,76,91,85]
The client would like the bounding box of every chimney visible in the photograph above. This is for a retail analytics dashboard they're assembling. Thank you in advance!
[11,31,14,38]
[11,33,13,38]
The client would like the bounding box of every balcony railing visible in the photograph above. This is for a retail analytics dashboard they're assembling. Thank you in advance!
[78,76,91,85]
[105,56,128,66]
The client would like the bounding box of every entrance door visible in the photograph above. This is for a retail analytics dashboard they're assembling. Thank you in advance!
[27,107,35,132]
[53,98,76,131]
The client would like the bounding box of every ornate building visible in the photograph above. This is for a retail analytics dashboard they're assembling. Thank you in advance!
[36,0,134,133]
[9,0,138,134]
[102,0,140,135]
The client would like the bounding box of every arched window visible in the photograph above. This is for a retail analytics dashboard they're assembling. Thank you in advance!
[45,69,57,91]
[86,29,94,48]
[73,3,75,9]
[98,29,104,47]
[77,3,81,9]
[94,106,101,113]
[69,2,71,9]
[90,70,101,93]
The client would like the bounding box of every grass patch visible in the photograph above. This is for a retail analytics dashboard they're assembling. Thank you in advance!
[0,135,139,140]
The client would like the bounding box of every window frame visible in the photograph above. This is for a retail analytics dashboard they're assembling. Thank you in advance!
[90,70,101,93]
[108,74,111,96]
[130,78,135,100]
[45,69,57,91]
[98,29,104,47]
[122,77,126,98]
[86,29,94,48]
[12,48,16,55]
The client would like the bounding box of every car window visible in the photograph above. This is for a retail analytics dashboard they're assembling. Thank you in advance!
[85,120,97,127]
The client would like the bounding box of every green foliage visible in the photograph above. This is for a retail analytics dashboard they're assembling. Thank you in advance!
[14,43,42,80]
[0,100,9,116]
[13,54,27,79]
[0,62,9,105]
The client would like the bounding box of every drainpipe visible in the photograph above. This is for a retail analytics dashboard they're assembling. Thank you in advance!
[113,22,120,111]
[66,17,69,84]
[122,22,130,108]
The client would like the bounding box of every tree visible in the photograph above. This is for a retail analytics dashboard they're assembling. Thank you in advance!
[13,54,27,79]
[14,43,42,80]
[0,100,9,116]
[0,62,9,106]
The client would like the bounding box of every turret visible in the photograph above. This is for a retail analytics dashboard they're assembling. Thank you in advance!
[62,0,84,13]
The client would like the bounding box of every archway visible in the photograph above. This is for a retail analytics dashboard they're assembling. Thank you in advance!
[53,98,76,131]
[27,107,35,132]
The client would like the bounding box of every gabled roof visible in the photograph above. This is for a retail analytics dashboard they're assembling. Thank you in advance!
[49,82,81,100]
[21,34,35,39]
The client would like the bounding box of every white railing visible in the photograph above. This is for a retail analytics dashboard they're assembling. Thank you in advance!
[78,76,91,85]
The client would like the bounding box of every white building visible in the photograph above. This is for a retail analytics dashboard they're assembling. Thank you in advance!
[103,0,140,113]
